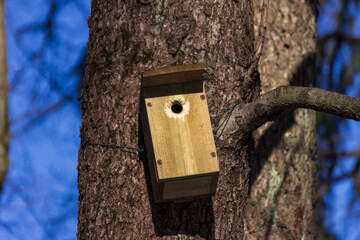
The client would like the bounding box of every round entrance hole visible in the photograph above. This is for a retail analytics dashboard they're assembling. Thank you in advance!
[171,101,183,114]
[164,97,190,120]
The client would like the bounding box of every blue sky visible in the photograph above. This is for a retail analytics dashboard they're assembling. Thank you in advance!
[0,0,89,239]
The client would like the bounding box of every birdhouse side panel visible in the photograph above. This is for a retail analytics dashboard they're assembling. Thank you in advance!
[139,97,161,198]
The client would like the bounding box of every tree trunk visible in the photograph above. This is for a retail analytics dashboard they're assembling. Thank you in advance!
[244,1,318,239]
[0,0,9,193]
[78,0,317,239]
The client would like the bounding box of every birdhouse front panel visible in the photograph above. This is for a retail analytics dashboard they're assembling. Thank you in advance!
[140,64,219,203]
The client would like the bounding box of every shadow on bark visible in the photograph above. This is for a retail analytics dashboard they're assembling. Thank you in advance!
[138,112,215,239]
[248,53,316,237]
[249,52,315,188]
[249,109,295,187]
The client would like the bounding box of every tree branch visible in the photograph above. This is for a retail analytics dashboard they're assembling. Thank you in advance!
[237,86,360,137]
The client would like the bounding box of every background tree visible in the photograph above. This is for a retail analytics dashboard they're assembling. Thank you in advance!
[0,0,9,193]
[316,1,360,238]
[0,0,89,238]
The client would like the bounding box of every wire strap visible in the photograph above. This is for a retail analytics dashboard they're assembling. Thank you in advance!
[213,102,241,136]
[81,141,144,153]
[81,102,241,153]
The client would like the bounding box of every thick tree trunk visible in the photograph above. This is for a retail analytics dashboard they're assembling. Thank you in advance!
[78,0,317,239]
[244,1,318,239]
[0,0,9,193]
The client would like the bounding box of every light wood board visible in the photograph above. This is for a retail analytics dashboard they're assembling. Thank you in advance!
[143,84,219,180]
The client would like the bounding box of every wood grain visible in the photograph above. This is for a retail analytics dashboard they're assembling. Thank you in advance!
[142,64,204,88]
[143,84,219,180]
[141,64,219,202]
[162,176,212,200]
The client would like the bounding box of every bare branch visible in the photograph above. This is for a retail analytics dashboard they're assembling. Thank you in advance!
[235,86,360,138]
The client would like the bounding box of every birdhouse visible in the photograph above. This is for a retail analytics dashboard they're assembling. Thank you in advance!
[140,64,219,203]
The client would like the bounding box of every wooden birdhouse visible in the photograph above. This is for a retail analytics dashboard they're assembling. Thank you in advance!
[140,64,219,203]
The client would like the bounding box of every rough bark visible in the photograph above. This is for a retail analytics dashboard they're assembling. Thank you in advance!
[78,0,319,239]
[0,0,9,193]
[244,1,318,239]
[78,0,259,239]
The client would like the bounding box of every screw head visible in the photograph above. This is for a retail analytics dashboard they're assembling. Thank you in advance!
[200,95,206,100]
[157,159,162,165]
[211,152,216,157]
[147,102,152,107]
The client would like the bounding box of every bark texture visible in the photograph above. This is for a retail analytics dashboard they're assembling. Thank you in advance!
[78,1,258,239]
[0,0,9,193]
[244,1,318,239]
[78,0,319,239]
